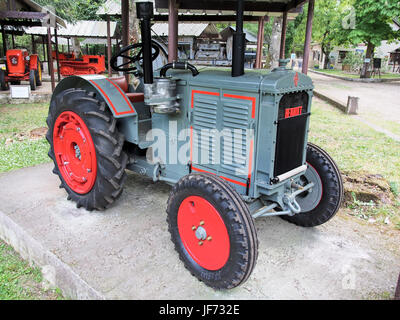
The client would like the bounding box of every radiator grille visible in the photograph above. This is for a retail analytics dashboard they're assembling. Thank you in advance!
[274,92,309,177]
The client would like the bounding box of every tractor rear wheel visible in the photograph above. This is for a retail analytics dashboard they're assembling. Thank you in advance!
[46,88,128,210]
[280,143,343,227]
[29,69,36,91]
[167,173,258,289]
[0,69,9,91]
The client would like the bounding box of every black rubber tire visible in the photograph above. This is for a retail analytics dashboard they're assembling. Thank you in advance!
[280,143,344,227]
[46,88,128,211]
[167,173,258,289]
[0,69,9,91]
[35,60,42,86]
[29,69,36,91]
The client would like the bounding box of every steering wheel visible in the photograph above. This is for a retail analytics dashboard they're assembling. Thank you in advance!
[110,41,160,75]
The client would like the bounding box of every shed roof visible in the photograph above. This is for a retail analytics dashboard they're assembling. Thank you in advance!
[0,0,66,27]
[97,0,304,21]
[25,20,118,38]
[220,26,258,43]
[151,23,220,37]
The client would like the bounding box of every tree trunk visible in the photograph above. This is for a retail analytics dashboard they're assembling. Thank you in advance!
[129,0,140,43]
[267,17,283,69]
[360,41,374,78]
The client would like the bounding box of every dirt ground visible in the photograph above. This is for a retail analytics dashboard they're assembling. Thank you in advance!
[0,163,399,299]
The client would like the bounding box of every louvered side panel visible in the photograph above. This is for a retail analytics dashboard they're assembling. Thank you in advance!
[220,98,252,176]
[191,92,219,167]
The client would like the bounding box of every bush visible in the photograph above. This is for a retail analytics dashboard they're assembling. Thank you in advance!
[342,51,363,72]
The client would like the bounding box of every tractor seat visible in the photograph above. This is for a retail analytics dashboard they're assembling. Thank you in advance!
[109,76,144,103]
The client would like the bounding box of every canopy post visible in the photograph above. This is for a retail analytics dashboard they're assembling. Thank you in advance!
[107,16,112,78]
[31,34,36,53]
[302,0,315,74]
[54,27,60,82]
[255,16,265,69]
[121,0,129,82]
[1,24,7,56]
[279,11,288,59]
[168,0,178,63]
[47,27,55,91]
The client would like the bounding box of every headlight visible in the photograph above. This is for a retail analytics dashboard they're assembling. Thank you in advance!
[25,56,30,61]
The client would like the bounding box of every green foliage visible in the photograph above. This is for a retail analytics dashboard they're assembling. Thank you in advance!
[35,0,106,22]
[0,241,63,299]
[342,0,400,48]
[341,51,363,71]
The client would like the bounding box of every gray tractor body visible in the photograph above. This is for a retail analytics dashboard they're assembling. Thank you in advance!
[52,65,314,216]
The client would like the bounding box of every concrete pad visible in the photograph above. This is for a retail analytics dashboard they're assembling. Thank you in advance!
[0,163,399,299]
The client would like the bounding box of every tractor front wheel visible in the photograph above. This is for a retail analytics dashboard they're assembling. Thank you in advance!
[167,173,258,289]
[35,60,42,86]
[281,143,343,227]
[29,69,36,91]
[46,88,128,210]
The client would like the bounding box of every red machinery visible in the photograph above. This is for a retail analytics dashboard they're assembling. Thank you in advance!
[0,49,42,91]
[53,51,106,76]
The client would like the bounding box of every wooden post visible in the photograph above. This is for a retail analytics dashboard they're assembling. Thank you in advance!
[255,16,265,69]
[47,27,55,91]
[1,24,7,56]
[279,11,288,60]
[395,272,400,300]
[121,0,130,82]
[107,16,112,77]
[168,0,178,63]
[302,0,315,74]
[54,27,60,82]
[31,34,36,53]
[42,35,46,62]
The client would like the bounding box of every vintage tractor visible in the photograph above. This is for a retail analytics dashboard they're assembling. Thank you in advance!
[0,49,42,91]
[52,51,106,76]
[46,1,343,289]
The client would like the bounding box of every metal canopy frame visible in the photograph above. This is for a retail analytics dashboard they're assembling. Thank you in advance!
[155,0,306,13]
[1,0,67,91]
[157,0,313,73]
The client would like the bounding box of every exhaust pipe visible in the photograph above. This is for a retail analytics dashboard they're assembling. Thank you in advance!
[136,1,154,84]
[232,0,245,77]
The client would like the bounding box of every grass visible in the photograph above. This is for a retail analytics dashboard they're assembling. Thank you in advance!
[0,240,63,300]
[362,112,400,138]
[314,68,400,80]
[309,98,400,228]
[0,103,50,173]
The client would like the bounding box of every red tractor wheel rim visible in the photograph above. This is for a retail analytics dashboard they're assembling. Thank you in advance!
[53,111,97,194]
[177,196,230,271]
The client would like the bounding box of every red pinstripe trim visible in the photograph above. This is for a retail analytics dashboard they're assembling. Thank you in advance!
[191,90,220,108]
[192,166,247,188]
[223,93,256,119]
[89,80,135,116]
[220,175,247,187]
[106,78,135,113]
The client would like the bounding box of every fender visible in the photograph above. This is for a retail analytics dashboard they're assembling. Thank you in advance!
[29,54,39,70]
[51,75,141,144]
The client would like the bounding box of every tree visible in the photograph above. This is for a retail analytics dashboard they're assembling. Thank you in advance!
[286,0,347,69]
[340,0,400,78]
[35,0,106,22]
